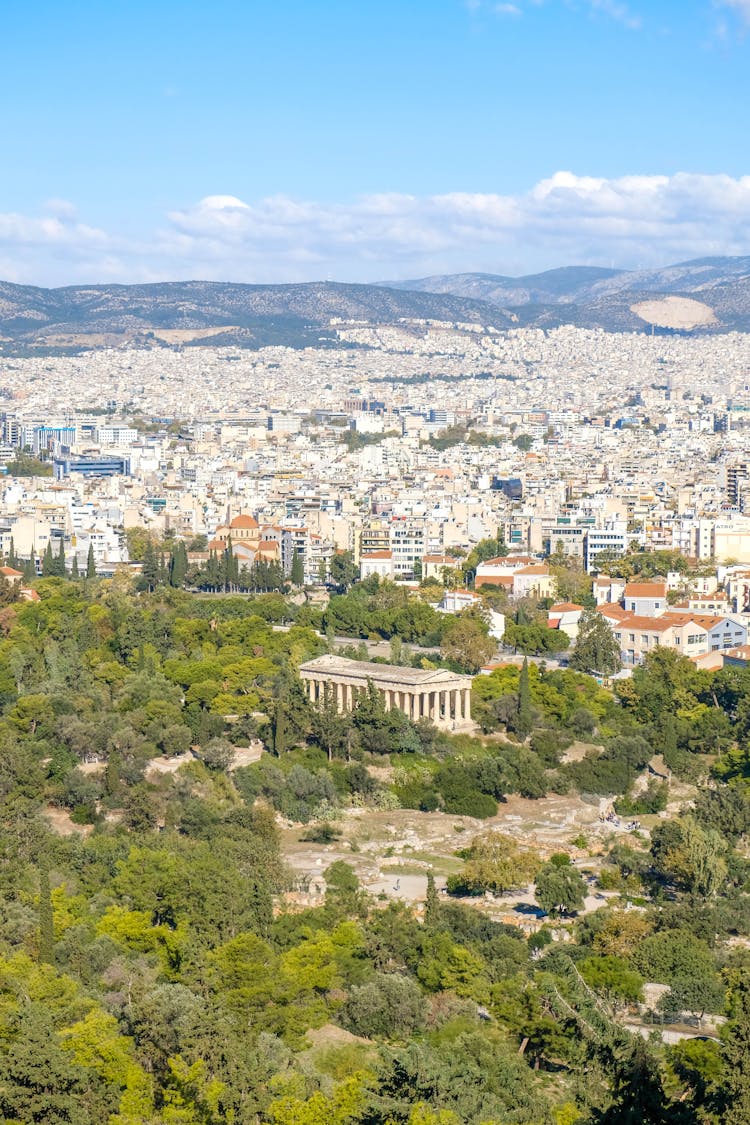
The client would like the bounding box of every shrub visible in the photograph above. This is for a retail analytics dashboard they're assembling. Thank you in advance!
[443,791,498,818]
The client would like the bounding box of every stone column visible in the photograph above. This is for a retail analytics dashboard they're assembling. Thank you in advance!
[384,688,392,711]
[335,681,344,711]
[430,691,438,722]
[463,688,471,723]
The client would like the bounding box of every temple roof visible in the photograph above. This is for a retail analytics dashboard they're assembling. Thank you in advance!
[299,654,472,687]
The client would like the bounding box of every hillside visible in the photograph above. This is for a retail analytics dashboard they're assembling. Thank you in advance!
[0,279,513,353]
[3,256,750,353]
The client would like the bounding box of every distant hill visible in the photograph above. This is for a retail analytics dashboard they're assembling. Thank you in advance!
[0,280,513,353]
[385,257,750,334]
[3,256,750,352]
[383,266,624,307]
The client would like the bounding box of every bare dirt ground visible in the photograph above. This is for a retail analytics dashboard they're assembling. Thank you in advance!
[42,805,93,837]
[281,791,648,923]
[631,295,718,330]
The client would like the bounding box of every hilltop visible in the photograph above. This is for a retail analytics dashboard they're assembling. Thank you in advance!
[3,256,750,353]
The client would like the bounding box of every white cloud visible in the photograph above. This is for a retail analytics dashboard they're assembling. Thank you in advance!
[717,0,750,21]
[588,0,641,30]
[469,0,642,27]
[4,172,750,285]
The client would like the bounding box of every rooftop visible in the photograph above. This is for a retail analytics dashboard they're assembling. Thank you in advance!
[299,654,471,687]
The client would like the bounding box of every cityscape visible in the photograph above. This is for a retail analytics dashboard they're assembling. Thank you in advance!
[4,0,750,1122]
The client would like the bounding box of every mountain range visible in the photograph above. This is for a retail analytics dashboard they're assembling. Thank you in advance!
[2,256,750,352]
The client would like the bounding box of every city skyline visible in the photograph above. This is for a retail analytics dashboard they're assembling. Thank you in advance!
[2,0,750,284]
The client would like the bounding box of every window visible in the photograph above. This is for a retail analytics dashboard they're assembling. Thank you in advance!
[629,633,635,643]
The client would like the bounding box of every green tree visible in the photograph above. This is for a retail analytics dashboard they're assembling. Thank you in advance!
[86,543,96,579]
[290,549,304,586]
[535,854,586,917]
[37,862,55,964]
[424,872,442,929]
[54,538,66,577]
[570,607,621,676]
[723,974,750,1124]
[42,540,54,577]
[169,540,188,588]
[440,611,495,674]
[517,657,533,736]
[329,550,359,591]
[138,541,160,592]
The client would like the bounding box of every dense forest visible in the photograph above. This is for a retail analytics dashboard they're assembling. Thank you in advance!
[1,572,750,1123]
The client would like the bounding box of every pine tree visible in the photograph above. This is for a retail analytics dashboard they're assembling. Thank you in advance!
[291,549,304,586]
[517,656,533,736]
[37,863,54,964]
[570,607,622,677]
[86,542,96,579]
[41,541,54,577]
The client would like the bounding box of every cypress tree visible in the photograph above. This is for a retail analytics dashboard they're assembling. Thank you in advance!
[139,541,159,592]
[70,554,79,579]
[517,656,533,736]
[272,700,287,757]
[7,536,16,568]
[38,864,54,964]
[291,549,304,586]
[86,542,96,579]
[170,541,187,588]
[424,871,442,929]
[41,541,54,577]
[23,557,36,582]
[55,538,66,577]
[105,751,121,799]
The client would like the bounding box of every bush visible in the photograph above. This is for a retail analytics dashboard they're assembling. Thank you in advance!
[530,728,573,768]
[615,779,668,816]
[443,791,498,818]
[338,973,428,1039]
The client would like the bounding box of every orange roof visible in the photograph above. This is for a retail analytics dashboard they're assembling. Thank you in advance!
[623,581,667,597]
[362,550,392,559]
[229,514,259,529]
[598,605,632,621]
[0,566,23,577]
[610,614,675,632]
[549,602,584,613]
[475,575,513,588]
[515,565,549,576]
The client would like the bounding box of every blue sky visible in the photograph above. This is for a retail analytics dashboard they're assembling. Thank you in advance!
[2,0,750,284]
